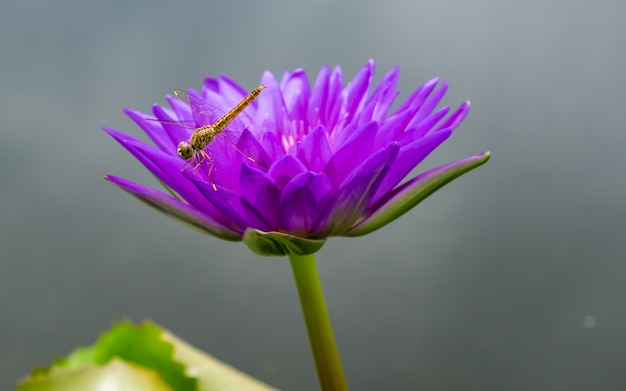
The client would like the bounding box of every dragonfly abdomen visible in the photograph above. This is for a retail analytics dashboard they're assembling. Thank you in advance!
[212,85,265,133]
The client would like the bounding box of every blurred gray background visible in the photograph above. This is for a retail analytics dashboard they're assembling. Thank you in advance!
[1,0,625,390]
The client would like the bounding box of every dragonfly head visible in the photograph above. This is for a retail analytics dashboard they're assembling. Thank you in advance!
[177,141,194,160]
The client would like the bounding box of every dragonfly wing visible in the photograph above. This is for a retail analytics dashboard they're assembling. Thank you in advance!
[174,89,224,127]
[217,129,272,169]
[144,117,196,129]
[181,159,197,178]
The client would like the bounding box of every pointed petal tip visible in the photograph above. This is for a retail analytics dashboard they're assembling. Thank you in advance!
[103,174,130,184]
[104,174,136,190]
[425,77,440,86]
[261,69,276,80]
[103,174,130,187]
[105,175,242,241]
[450,150,491,168]
[477,150,491,159]
[102,127,133,143]
[344,149,491,237]
[123,107,153,122]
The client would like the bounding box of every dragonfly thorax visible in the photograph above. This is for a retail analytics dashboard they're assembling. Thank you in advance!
[177,141,194,160]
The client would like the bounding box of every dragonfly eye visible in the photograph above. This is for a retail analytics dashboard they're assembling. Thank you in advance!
[177,141,193,159]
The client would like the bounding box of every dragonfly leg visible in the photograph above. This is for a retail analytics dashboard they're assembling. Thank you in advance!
[204,153,217,191]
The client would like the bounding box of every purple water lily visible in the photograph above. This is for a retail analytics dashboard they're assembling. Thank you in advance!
[105,60,489,256]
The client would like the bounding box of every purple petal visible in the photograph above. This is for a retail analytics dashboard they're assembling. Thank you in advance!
[371,128,453,205]
[194,180,273,233]
[281,69,310,119]
[279,172,332,234]
[165,90,196,122]
[434,101,471,131]
[105,62,485,244]
[260,131,286,161]
[325,66,344,133]
[238,164,281,229]
[268,154,308,189]
[124,108,175,154]
[354,98,377,127]
[342,60,375,125]
[104,127,223,214]
[104,126,175,180]
[196,88,255,135]
[398,106,451,143]
[256,71,286,138]
[372,109,417,150]
[150,103,194,145]
[406,80,449,128]
[186,139,240,191]
[278,69,292,87]
[386,152,488,206]
[279,69,311,141]
[392,77,439,115]
[328,118,358,153]
[105,175,240,240]
[317,142,400,235]
[178,129,270,193]
[202,75,251,120]
[216,74,249,103]
[324,121,378,189]
[295,124,332,172]
[349,151,491,236]
[235,128,273,169]
[369,65,400,123]
[217,75,261,126]
[308,65,331,127]
[202,77,219,93]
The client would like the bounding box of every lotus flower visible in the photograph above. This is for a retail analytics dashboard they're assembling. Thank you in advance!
[104,60,489,256]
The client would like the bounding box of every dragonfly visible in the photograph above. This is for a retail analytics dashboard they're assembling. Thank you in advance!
[150,85,265,189]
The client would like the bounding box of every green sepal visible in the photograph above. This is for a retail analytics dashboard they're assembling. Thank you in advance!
[243,229,327,256]
[345,151,491,237]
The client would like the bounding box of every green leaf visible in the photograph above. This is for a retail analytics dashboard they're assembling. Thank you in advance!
[19,359,173,391]
[345,151,491,237]
[162,327,279,391]
[18,321,278,391]
[243,229,326,256]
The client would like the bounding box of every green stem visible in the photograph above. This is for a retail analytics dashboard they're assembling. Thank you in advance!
[289,253,348,391]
